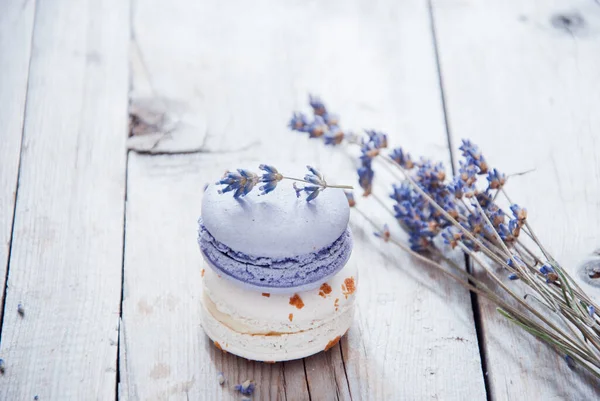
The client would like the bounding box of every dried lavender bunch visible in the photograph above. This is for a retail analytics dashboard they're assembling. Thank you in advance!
[216,164,352,202]
[289,95,600,379]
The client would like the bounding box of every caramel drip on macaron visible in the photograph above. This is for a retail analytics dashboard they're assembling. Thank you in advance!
[214,341,226,353]
[324,336,341,351]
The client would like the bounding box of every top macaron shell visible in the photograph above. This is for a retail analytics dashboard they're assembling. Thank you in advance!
[201,183,350,259]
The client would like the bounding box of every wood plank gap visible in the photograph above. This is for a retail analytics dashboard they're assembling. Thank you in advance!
[281,361,289,401]
[302,359,313,401]
[338,343,353,401]
[115,0,134,396]
[426,0,456,169]
[465,254,493,401]
[427,2,491,399]
[0,0,38,345]
[115,150,130,401]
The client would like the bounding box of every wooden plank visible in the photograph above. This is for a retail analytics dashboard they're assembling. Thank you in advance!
[431,0,600,399]
[0,0,129,399]
[304,343,352,401]
[0,0,36,312]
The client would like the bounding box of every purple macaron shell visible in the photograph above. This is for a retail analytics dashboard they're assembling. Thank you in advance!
[198,219,353,293]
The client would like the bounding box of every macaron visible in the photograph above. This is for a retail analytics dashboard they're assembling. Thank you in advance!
[198,183,353,293]
[200,260,358,361]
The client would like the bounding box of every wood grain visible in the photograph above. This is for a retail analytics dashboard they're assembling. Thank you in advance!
[125,0,488,399]
[0,0,129,399]
[431,0,600,399]
[0,0,36,311]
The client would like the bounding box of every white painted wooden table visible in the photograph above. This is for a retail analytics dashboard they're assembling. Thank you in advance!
[1,0,599,400]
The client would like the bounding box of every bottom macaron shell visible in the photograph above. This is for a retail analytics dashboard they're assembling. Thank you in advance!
[201,301,353,362]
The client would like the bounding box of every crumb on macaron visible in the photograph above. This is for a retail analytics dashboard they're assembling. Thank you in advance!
[289,294,304,309]
[341,277,356,299]
[318,282,332,298]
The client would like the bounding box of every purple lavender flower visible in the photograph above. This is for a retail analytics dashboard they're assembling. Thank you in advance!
[475,191,493,209]
[498,223,514,243]
[409,233,432,252]
[442,227,463,249]
[508,273,519,280]
[468,212,484,235]
[390,147,415,169]
[304,165,326,186]
[293,182,302,198]
[217,169,259,198]
[235,380,256,395]
[259,164,283,195]
[358,165,374,196]
[309,94,326,116]
[510,204,527,225]
[345,191,356,207]
[458,160,478,186]
[324,128,344,146]
[390,183,412,204]
[459,139,489,174]
[488,208,505,228]
[413,159,447,196]
[374,224,391,242]
[441,199,460,220]
[303,185,323,202]
[463,182,477,199]
[365,130,388,149]
[289,112,309,132]
[539,264,554,275]
[565,355,576,369]
[290,166,329,202]
[323,113,339,127]
[506,255,524,268]
[449,177,465,199]
[307,115,327,138]
[360,142,380,167]
[487,168,506,190]
[393,200,414,220]
[508,219,521,238]
[588,305,595,318]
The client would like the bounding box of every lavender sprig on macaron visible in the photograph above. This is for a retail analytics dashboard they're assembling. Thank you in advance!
[216,165,352,201]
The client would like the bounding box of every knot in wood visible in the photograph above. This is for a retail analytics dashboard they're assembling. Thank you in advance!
[577,254,600,287]
[550,12,585,33]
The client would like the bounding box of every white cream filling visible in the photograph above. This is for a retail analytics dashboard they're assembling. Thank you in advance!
[202,291,351,336]
[203,292,274,334]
